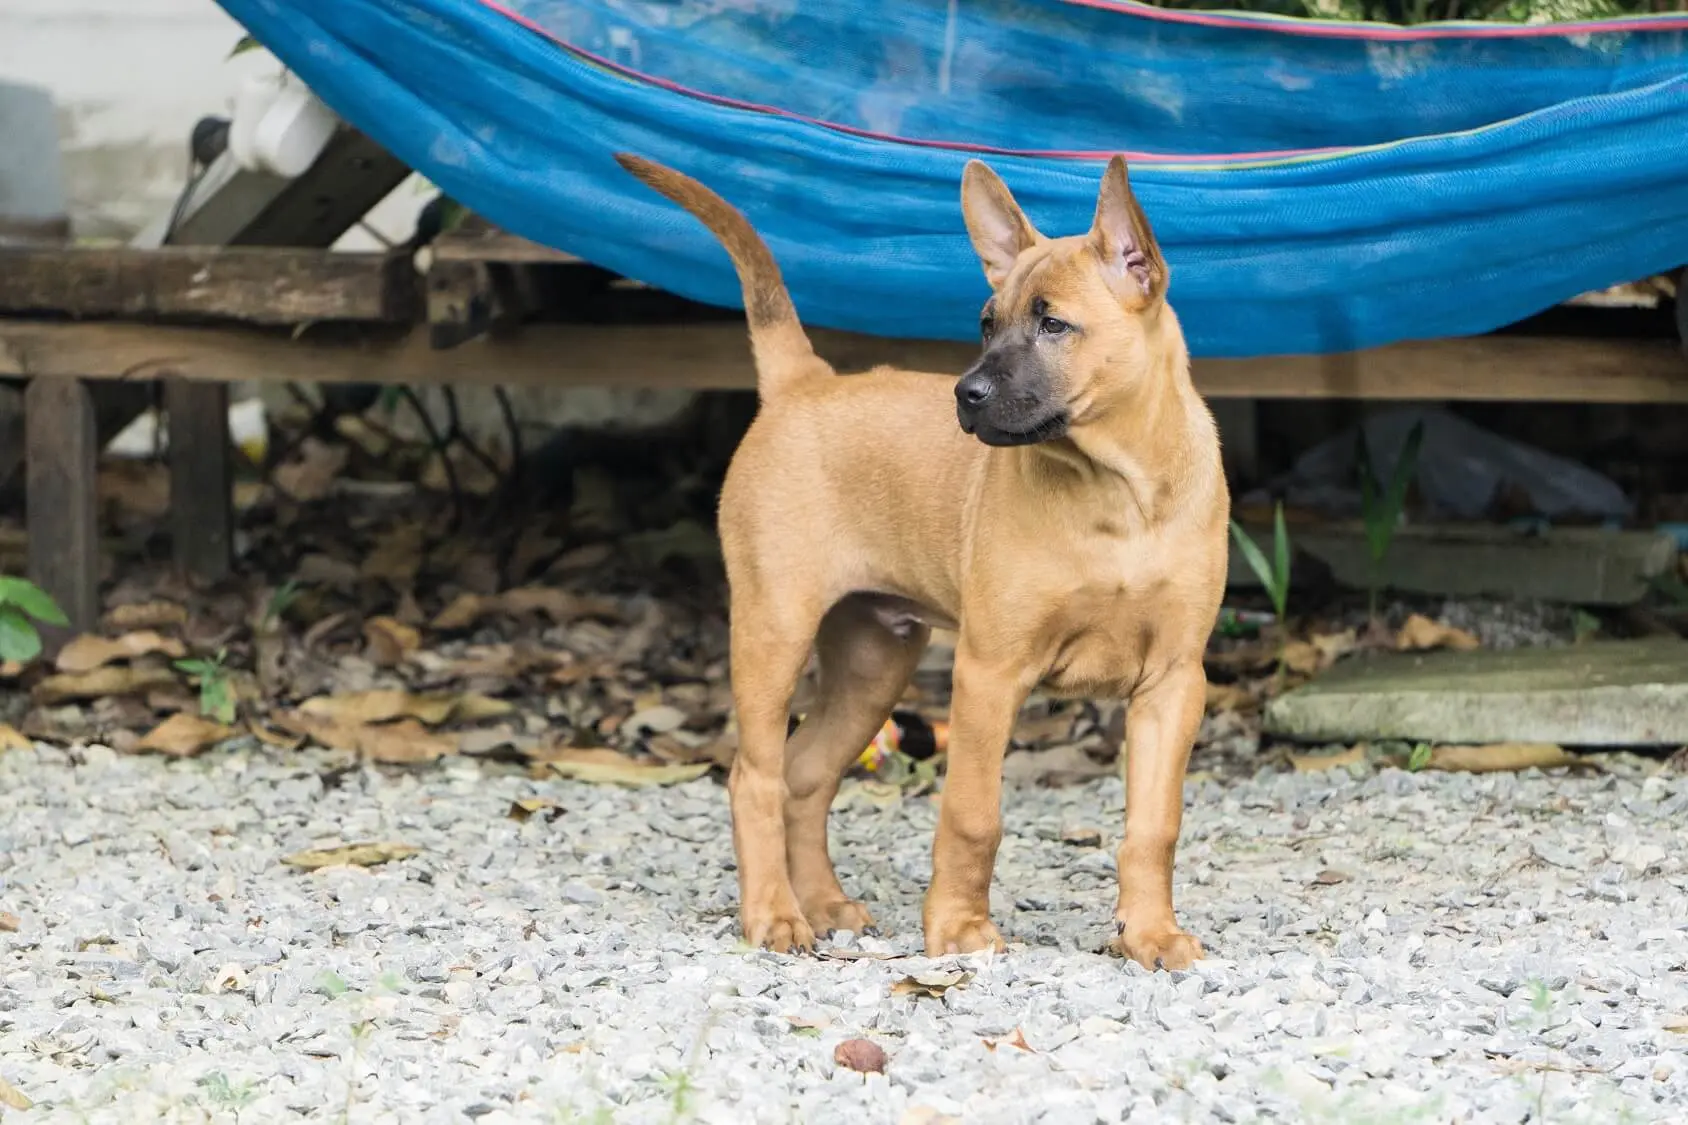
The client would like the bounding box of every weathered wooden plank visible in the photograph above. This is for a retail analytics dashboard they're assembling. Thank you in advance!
[0,246,416,325]
[24,378,100,645]
[430,229,580,265]
[164,380,233,582]
[1,318,1685,402]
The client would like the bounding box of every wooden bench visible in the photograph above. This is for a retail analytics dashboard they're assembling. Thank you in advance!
[5,150,1687,644]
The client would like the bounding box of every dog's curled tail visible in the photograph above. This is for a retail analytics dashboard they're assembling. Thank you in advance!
[615,153,824,397]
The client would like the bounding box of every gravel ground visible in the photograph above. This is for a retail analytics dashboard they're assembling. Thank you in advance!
[2,742,1686,1125]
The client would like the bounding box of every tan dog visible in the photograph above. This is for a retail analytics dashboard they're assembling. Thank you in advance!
[615,151,1228,970]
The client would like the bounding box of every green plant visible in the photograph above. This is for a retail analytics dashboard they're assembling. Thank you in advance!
[1356,420,1425,622]
[0,576,69,664]
[196,1071,257,1115]
[175,648,237,724]
[1406,743,1433,772]
[1229,502,1293,678]
[263,580,305,629]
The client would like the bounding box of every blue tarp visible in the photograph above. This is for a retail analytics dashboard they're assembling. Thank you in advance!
[214,0,1688,358]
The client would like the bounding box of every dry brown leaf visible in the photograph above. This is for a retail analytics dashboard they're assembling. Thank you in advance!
[363,616,421,668]
[452,694,516,722]
[1311,869,1350,886]
[421,446,501,497]
[297,689,508,727]
[248,721,306,751]
[508,797,565,822]
[105,601,188,631]
[135,713,235,757]
[431,587,621,631]
[0,912,18,933]
[98,461,170,518]
[1013,710,1077,746]
[1395,614,1480,653]
[1664,1016,1688,1035]
[281,841,419,870]
[357,720,460,765]
[1280,640,1324,677]
[982,1027,1034,1053]
[33,663,178,704]
[300,689,441,725]
[333,414,392,457]
[547,748,711,787]
[0,723,29,753]
[1289,745,1367,772]
[0,1073,32,1111]
[1002,742,1113,787]
[1204,682,1256,713]
[430,593,490,631]
[276,712,458,764]
[892,970,974,999]
[273,437,349,502]
[0,660,22,679]
[1311,629,1358,665]
[1419,743,1587,774]
[56,630,187,674]
[495,585,612,621]
[361,523,424,586]
[832,1038,889,1075]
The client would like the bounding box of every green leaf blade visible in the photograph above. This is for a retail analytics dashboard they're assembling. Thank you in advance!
[1229,521,1278,611]
[0,577,68,626]
[0,606,43,663]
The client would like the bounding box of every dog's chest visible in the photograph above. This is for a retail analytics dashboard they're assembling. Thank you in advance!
[1035,548,1196,698]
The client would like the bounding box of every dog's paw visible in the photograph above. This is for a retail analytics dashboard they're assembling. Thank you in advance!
[922,914,1005,957]
[743,911,817,955]
[802,898,876,938]
[1109,923,1203,971]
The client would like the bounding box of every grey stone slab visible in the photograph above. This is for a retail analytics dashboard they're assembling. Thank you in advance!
[1228,522,1678,606]
[1263,637,1688,745]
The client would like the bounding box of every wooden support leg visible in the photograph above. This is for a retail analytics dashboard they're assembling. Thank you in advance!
[25,378,100,644]
[166,379,233,582]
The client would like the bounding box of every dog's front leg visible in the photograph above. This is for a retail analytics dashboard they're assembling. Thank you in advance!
[1110,659,1206,970]
[923,645,1029,955]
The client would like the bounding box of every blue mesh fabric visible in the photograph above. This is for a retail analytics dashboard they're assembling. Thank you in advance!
[214,0,1688,358]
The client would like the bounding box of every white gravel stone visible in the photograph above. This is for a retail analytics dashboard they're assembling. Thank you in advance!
[1,742,1685,1123]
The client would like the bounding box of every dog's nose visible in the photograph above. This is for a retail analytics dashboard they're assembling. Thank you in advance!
[956,372,994,408]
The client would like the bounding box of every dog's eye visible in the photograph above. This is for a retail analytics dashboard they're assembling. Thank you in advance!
[980,315,995,340]
[1039,316,1069,336]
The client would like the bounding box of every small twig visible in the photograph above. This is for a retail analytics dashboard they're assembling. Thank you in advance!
[439,386,505,484]
[398,387,464,527]
[495,387,524,487]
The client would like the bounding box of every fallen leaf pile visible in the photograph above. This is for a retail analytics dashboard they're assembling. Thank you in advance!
[0,399,1569,791]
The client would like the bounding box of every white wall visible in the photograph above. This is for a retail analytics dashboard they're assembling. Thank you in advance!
[0,0,694,436]
[0,0,426,245]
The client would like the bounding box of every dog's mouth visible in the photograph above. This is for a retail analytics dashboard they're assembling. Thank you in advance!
[960,411,1071,447]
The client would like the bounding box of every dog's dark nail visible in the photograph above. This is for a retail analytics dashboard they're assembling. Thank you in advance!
[1154,957,1166,971]
[862,926,881,939]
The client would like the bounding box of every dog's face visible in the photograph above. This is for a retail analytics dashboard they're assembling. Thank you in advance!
[953,156,1170,447]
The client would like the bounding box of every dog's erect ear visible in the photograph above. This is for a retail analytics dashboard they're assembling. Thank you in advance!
[1088,155,1168,306]
[961,160,1042,290]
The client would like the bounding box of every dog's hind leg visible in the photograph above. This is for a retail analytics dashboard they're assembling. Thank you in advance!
[728,582,828,954]
[784,596,930,937]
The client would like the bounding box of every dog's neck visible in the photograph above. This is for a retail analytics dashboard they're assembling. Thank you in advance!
[1017,320,1221,531]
